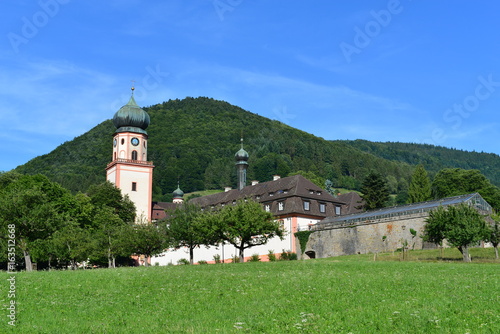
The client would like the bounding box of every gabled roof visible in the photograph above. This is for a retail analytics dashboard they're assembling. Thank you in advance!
[316,193,492,230]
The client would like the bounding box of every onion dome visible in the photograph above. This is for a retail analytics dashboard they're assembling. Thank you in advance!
[235,138,249,164]
[112,89,150,135]
[172,184,184,199]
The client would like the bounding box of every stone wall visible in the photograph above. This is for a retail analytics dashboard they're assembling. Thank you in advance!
[304,214,436,259]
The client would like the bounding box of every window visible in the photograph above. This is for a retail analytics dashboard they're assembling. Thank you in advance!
[278,202,284,211]
[131,150,138,160]
[121,138,124,145]
[316,191,322,196]
[256,195,260,200]
[319,203,326,213]
[278,219,285,229]
[303,201,310,211]
[132,182,137,191]
[309,190,314,194]
[265,204,270,212]
[335,206,341,215]
[269,192,274,197]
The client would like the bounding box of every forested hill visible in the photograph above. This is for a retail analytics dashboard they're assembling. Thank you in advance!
[13,97,500,200]
[341,140,500,186]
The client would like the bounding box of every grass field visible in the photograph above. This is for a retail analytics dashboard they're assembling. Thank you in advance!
[1,249,499,333]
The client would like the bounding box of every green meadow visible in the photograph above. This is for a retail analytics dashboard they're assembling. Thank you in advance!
[1,250,499,333]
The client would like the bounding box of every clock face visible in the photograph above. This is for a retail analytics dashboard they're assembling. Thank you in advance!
[131,137,139,146]
[113,138,117,147]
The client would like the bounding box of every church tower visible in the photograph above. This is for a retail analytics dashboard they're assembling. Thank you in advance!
[235,138,249,190]
[106,88,154,223]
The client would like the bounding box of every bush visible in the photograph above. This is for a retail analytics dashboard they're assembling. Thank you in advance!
[248,254,261,262]
[279,250,297,261]
[177,258,190,265]
[268,250,277,262]
[213,254,221,264]
[197,260,208,265]
[231,255,240,263]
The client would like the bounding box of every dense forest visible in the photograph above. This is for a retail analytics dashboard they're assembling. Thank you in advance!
[14,97,500,201]
[342,140,500,186]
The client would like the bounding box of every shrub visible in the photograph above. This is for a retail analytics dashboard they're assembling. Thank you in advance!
[197,260,208,265]
[213,254,221,264]
[177,258,190,265]
[248,254,261,262]
[268,250,277,262]
[231,255,240,263]
[279,250,297,261]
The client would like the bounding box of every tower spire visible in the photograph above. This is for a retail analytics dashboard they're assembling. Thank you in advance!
[235,135,249,190]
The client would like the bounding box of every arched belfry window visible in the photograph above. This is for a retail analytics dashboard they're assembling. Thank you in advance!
[131,150,138,160]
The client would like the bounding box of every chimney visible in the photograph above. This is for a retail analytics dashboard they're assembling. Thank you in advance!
[251,180,259,186]
[224,186,232,192]
[273,175,281,181]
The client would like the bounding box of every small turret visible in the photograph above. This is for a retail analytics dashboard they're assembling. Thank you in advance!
[235,138,248,190]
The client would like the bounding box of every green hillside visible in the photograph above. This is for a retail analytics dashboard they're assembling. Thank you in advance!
[342,139,500,186]
[14,97,500,200]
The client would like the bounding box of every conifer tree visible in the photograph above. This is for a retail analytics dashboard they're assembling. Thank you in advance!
[407,164,432,203]
[360,172,389,210]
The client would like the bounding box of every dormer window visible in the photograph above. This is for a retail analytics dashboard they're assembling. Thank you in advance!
[319,203,326,213]
[309,190,314,194]
[265,204,270,212]
[269,192,274,197]
[335,206,341,215]
[256,195,261,200]
[278,202,284,211]
[303,201,310,211]
[283,189,289,194]
[316,191,322,195]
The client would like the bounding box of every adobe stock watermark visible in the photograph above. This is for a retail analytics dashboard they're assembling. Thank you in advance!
[7,0,71,54]
[212,0,243,21]
[110,65,170,111]
[431,74,499,145]
[6,224,17,327]
[272,106,296,125]
[339,0,405,63]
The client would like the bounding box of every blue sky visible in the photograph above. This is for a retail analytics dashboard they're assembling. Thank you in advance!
[2,1,500,172]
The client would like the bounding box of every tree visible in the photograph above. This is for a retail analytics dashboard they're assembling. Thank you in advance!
[87,181,136,224]
[360,172,390,210]
[91,206,131,268]
[432,168,500,211]
[216,199,284,262]
[423,204,489,262]
[164,203,216,264]
[486,214,500,259]
[129,223,168,266]
[407,164,432,203]
[0,174,71,271]
[50,223,93,270]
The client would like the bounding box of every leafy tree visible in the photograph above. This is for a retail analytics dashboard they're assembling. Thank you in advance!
[0,174,71,271]
[87,181,136,223]
[407,164,432,203]
[91,206,132,268]
[216,199,284,262]
[487,214,500,259]
[164,203,217,264]
[432,168,500,211]
[360,172,390,210]
[129,223,168,266]
[423,204,489,262]
[50,223,93,270]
